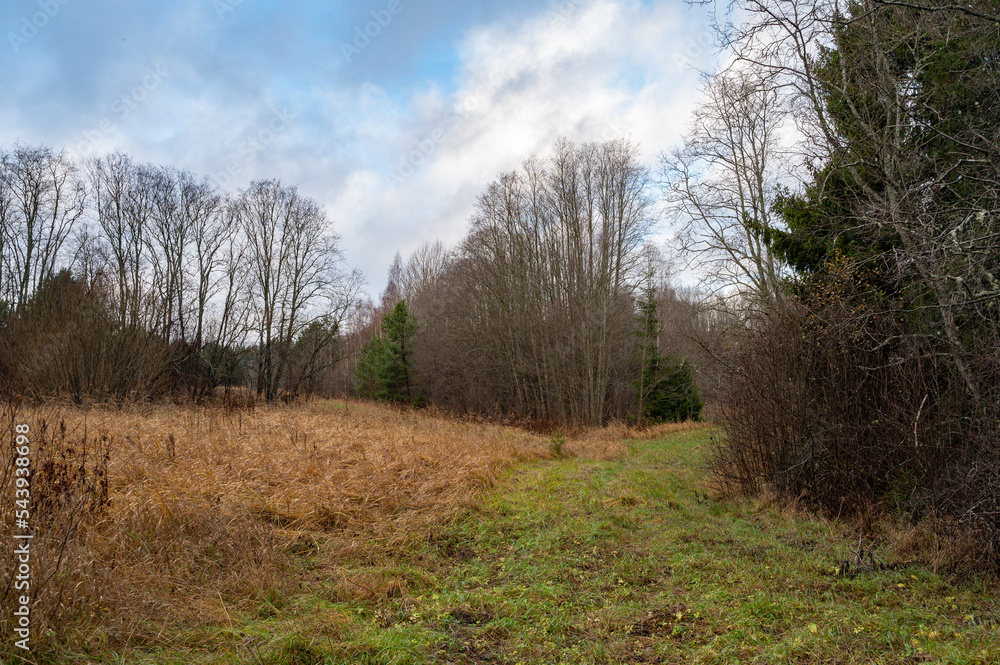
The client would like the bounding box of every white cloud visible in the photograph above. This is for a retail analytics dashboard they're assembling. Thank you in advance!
[0,0,717,299]
[335,0,714,295]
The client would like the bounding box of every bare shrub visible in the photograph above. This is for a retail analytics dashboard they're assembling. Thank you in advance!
[715,260,1000,569]
[1,271,169,401]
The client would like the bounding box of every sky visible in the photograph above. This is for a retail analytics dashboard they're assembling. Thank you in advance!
[1,0,720,298]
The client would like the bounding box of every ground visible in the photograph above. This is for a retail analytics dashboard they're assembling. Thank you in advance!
[6,404,1000,664]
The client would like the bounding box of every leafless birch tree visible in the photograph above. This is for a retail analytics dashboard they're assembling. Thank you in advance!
[0,145,86,310]
[236,180,343,401]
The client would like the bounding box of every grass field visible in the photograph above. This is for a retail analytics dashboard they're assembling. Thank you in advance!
[0,400,557,663]
[4,402,1000,663]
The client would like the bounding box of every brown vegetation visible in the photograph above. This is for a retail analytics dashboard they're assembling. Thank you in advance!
[0,398,622,652]
[393,139,660,426]
[714,268,1000,573]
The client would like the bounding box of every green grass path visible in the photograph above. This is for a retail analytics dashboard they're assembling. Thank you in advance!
[136,428,1000,664]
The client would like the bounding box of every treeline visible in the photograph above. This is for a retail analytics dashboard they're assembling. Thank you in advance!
[0,141,712,423]
[354,140,710,426]
[684,0,1000,570]
[0,146,359,402]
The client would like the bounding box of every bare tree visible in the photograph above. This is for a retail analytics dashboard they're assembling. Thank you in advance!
[400,239,449,303]
[237,180,343,401]
[180,172,229,351]
[0,145,86,309]
[436,138,654,425]
[147,167,189,342]
[661,67,789,305]
[199,201,253,391]
[86,153,159,330]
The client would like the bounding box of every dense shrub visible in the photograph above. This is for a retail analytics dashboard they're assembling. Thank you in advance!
[715,264,1000,570]
[0,271,169,401]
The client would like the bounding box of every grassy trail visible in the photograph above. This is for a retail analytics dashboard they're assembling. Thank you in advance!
[135,427,999,664]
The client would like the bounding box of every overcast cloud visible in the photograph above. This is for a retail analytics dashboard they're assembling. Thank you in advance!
[1,0,718,296]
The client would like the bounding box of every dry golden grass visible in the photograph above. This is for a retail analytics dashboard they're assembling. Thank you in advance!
[2,398,585,651]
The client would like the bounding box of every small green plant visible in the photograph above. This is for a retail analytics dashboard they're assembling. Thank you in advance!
[549,430,566,458]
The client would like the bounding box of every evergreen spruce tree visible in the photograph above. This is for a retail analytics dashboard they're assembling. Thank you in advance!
[355,300,417,403]
[634,280,702,423]
[769,2,1000,280]
[634,278,660,419]
[650,356,703,423]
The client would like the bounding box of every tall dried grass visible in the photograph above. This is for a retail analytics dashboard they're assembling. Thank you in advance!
[0,399,559,652]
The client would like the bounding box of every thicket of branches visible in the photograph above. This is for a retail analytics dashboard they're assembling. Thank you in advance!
[353,139,714,426]
[1,139,712,423]
[693,0,1000,569]
[0,146,360,402]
